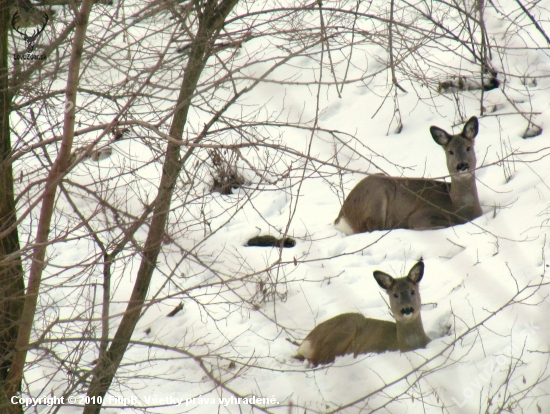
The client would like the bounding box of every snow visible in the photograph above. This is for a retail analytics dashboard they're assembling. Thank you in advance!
[13,0,550,413]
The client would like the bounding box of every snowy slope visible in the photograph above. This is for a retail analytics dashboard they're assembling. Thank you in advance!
[18,1,550,413]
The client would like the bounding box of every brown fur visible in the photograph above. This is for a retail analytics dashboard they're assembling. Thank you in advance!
[297,262,430,366]
[335,117,482,234]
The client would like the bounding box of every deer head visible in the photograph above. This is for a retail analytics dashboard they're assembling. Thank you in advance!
[12,11,49,54]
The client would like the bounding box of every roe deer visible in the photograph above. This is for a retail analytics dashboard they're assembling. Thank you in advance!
[297,261,430,366]
[334,117,482,235]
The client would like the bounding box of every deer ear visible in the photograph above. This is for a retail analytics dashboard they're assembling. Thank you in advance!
[430,126,450,146]
[407,262,424,283]
[462,117,479,140]
[374,271,395,290]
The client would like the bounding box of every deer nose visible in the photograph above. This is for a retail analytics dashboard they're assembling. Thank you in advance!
[456,162,469,172]
[400,307,414,317]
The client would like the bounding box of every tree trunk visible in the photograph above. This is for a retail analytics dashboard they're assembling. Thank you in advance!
[4,0,95,399]
[0,0,25,411]
[83,1,239,412]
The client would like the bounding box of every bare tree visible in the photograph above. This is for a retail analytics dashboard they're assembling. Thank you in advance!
[5,0,96,404]
[0,2,25,411]
[0,0,548,412]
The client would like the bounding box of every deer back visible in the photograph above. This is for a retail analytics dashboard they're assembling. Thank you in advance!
[335,117,481,234]
[297,262,430,366]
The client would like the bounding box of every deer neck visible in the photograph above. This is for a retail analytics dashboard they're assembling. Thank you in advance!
[396,316,430,351]
[449,173,482,220]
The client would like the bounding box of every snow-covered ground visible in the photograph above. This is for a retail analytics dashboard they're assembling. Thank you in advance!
[14,1,550,413]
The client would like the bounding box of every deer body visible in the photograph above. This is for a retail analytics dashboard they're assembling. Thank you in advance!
[297,262,430,366]
[335,117,482,235]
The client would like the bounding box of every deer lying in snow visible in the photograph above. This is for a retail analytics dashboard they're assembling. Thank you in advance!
[335,117,482,235]
[297,261,430,366]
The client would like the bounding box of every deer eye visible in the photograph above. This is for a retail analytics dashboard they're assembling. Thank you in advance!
[466,146,471,152]
[411,290,415,295]
[449,150,454,155]
[393,294,398,298]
